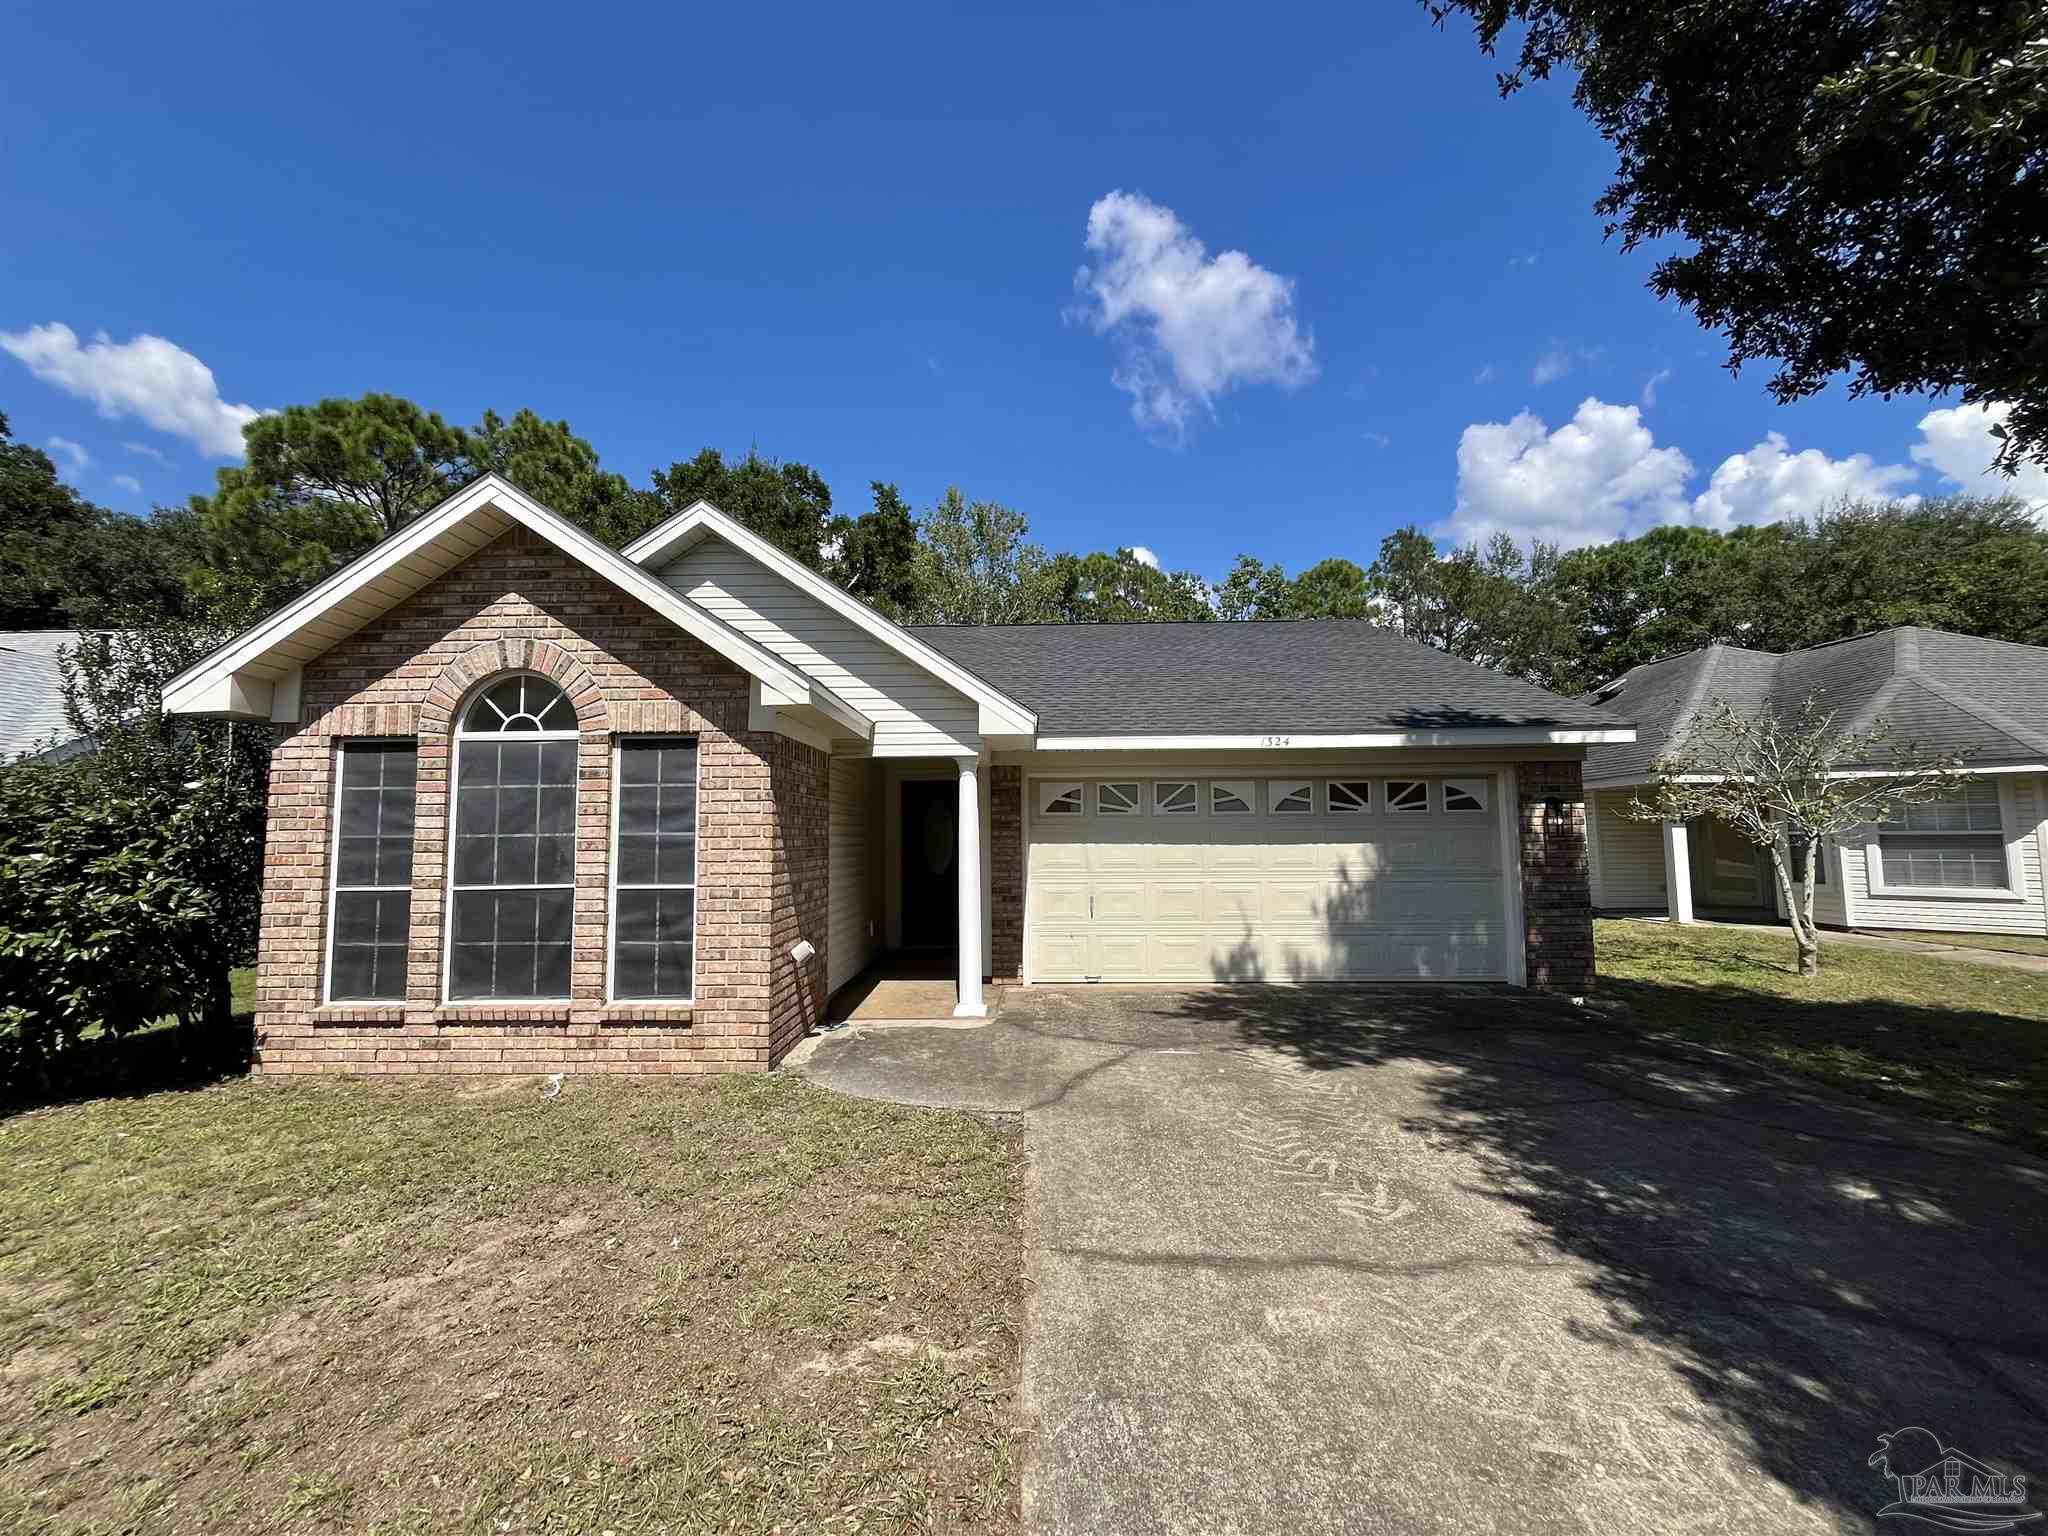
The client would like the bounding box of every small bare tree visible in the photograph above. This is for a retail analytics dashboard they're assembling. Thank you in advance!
[1620,694,1970,977]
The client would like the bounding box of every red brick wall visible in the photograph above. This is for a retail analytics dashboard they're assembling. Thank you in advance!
[989,765,1023,982]
[1516,759,1595,992]
[254,526,824,1075]
[768,734,830,1062]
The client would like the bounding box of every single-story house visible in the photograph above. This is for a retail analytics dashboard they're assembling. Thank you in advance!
[163,474,1633,1076]
[1582,629,2048,938]
[0,629,90,765]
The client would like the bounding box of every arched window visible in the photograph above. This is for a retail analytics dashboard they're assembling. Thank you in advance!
[447,675,578,1000]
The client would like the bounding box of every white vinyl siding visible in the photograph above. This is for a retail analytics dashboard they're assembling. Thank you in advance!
[1027,768,1509,982]
[657,541,981,756]
[1588,789,1667,910]
[1838,774,2048,935]
[828,756,877,992]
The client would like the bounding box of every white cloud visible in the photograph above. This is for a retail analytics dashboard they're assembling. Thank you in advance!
[122,440,168,463]
[1446,397,1948,549]
[1910,401,2048,513]
[1075,190,1316,437]
[1446,398,1694,549]
[111,473,143,495]
[1640,368,1672,409]
[1473,363,1498,385]
[1508,253,1540,268]
[44,435,88,472]
[0,323,262,457]
[1531,350,1573,386]
[1364,430,1392,450]
[1128,545,1161,569]
[1691,433,1920,529]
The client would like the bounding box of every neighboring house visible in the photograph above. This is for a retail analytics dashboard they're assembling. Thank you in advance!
[163,475,1632,1077]
[0,630,89,765]
[1583,629,2048,938]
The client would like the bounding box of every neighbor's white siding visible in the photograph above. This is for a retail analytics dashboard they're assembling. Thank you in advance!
[1835,773,2048,936]
[828,756,877,992]
[657,541,980,756]
[1590,790,1667,910]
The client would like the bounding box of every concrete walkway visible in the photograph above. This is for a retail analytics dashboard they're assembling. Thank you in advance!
[1621,915,2048,974]
[795,986,2048,1535]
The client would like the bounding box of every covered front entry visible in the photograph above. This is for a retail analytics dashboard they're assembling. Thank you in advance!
[1025,771,1513,983]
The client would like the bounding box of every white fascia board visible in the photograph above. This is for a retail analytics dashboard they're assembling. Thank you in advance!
[807,679,876,742]
[1032,727,1639,752]
[625,499,1039,737]
[162,475,809,716]
[1612,763,2048,787]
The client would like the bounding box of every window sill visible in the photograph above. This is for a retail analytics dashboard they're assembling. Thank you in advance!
[433,1002,575,1024]
[315,1003,408,1025]
[1865,885,2027,903]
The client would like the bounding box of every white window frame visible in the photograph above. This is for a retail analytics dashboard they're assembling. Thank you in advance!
[1154,780,1198,815]
[1385,779,1431,815]
[607,736,701,1003]
[1443,777,1489,814]
[1211,780,1255,815]
[1268,780,1313,815]
[1040,781,1085,817]
[441,675,581,1004]
[1096,781,1142,816]
[1326,780,1373,815]
[1864,780,2022,900]
[324,739,417,1005]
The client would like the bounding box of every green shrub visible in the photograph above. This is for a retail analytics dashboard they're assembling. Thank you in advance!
[0,759,243,1088]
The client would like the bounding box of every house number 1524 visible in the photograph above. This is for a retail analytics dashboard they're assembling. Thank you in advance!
[1259,735,1292,747]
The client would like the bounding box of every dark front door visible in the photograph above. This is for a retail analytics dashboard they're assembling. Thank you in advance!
[901,779,958,950]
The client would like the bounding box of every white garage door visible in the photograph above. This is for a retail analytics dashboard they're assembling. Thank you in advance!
[1028,774,1510,982]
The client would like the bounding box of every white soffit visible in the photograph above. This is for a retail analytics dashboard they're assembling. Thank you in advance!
[162,475,830,719]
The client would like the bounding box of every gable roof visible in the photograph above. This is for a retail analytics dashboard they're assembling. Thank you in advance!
[1584,627,2048,784]
[624,501,1037,736]
[162,476,861,724]
[1,630,87,762]
[909,619,1633,745]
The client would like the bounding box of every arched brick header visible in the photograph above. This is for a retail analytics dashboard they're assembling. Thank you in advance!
[419,638,610,738]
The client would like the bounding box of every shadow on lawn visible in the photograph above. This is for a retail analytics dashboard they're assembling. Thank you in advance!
[1150,981,2048,1529]
[1,1013,254,1118]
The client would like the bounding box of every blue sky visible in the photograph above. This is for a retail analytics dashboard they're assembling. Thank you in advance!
[4,1,2040,583]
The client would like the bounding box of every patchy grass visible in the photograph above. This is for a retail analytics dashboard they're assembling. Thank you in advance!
[1595,919,2048,1154]
[1859,929,2048,959]
[0,1074,1024,1534]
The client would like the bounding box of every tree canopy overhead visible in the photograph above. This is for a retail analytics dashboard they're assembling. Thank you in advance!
[1426,0,2048,469]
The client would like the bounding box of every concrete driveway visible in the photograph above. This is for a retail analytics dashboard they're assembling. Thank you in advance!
[794,986,2048,1535]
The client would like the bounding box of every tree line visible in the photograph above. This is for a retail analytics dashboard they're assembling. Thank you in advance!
[9,392,2048,700]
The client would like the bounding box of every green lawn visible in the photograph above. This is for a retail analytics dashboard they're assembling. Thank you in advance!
[1595,918,2048,1154]
[0,1074,1024,1534]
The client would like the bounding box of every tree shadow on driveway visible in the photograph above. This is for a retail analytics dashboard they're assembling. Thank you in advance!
[1145,982,2048,1530]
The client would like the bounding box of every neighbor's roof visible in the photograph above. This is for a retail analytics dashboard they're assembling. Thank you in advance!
[909,619,1627,740]
[1584,627,2048,783]
[0,630,86,763]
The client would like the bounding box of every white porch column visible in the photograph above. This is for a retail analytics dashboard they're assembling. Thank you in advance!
[953,757,987,1017]
[1663,819,1695,924]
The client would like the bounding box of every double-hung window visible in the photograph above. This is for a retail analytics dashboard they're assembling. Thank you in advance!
[448,676,579,1000]
[1876,782,2008,891]
[328,741,417,1001]
[612,738,699,1000]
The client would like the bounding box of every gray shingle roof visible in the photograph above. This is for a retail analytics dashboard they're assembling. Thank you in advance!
[1584,626,2048,783]
[0,630,85,763]
[907,619,1622,736]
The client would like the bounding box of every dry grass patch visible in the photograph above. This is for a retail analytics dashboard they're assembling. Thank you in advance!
[0,1074,1023,1534]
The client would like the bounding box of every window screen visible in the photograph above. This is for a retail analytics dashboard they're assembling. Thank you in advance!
[1877,784,2007,890]
[450,722,578,1000]
[613,739,698,1000]
[328,742,416,1001]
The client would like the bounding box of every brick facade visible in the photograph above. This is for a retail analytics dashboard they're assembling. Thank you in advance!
[1516,759,1595,992]
[988,764,1023,982]
[253,527,827,1075]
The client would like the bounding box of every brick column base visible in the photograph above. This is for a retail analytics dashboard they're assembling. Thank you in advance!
[990,764,1023,982]
[1518,761,1595,992]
